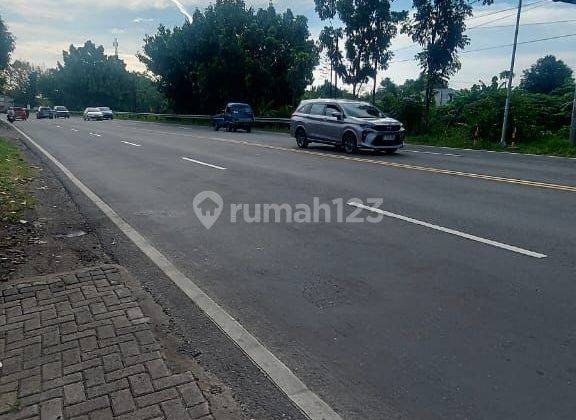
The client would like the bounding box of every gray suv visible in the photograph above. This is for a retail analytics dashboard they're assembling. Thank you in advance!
[290,99,405,154]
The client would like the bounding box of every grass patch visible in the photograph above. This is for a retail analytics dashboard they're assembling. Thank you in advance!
[408,130,576,158]
[0,138,33,223]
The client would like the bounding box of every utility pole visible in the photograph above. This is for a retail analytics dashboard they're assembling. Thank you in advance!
[570,81,576,145]
[500,0,522,147]
[551,0,576,144]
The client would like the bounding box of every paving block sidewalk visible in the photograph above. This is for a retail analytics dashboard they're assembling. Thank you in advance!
[0,265,213,420]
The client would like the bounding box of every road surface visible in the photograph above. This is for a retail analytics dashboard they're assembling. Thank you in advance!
[13,117,576,420]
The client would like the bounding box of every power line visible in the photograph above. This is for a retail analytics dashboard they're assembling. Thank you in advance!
[468,18,576,29]
[467,0,547,20]
[468,1,550,29]
[390,32,576,64]
[391,1,552,54]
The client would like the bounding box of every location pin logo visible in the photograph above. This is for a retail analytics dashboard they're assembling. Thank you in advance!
[193,191,224,230]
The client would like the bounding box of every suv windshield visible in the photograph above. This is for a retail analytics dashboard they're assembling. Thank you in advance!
[87,108,99,112]
[99,107,111,111]
[340,102,383,119]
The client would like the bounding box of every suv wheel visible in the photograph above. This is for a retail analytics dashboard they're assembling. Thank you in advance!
[296,128,308,149]
[343,132,357,154]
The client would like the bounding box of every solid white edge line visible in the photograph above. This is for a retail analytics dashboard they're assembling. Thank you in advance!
[407,142,576,161]
[347,202,547,259]
[404,149,462,157]
[11,123,341,420]
[121,141,142,147]
[182,156,226,170]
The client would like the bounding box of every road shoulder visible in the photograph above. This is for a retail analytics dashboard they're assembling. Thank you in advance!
[0,123,245,419]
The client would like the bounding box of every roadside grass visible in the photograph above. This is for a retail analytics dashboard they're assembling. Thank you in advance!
[0,138,33,223]
[408,130,576,158]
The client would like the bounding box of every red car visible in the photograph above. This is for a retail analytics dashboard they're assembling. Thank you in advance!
[7,107,28,123]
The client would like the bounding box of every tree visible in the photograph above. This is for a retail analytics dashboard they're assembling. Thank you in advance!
[0,15,15,89]
[318,27,344,95]
[520,55,574,95]
[5,60,41,106]
[39,41,153,111]
[139,0,318,113]
[402,0,493,125]
[315,0,406,98]
[365,1,406,103]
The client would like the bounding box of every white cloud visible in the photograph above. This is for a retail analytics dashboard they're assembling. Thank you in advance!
[4,0,576,86]
[133,17,155,23]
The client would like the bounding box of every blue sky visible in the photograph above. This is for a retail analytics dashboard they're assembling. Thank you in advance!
[2,0,575,90]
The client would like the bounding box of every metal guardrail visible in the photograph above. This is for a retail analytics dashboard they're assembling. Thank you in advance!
[112,111,291,126]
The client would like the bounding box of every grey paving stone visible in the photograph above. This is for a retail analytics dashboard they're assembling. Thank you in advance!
[128,373,154,396]
[146,359,170,380]
[40,397,62,420]
[110,389,136,415]
[0,267,212,420]
[161,399,190,420]
[65,396,109,418]
[63,382,85,405]
[187,402,211,419]
[20,375,41,397]
[178,383,205,408]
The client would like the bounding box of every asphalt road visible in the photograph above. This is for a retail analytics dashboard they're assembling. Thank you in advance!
[13,117,576,420]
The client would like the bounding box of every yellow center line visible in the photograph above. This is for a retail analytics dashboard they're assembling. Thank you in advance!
[108,126,576,193]
[191,135,576,193]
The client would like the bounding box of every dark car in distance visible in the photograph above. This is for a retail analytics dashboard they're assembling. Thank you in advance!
[7,107,28,122]
[53,106,70,119]
[290,99,405,154]
[212,103,254,132]
[36,107,53,119]
[98,107,114,120]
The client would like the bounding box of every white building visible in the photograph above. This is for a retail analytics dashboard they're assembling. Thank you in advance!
[433,88,456,107]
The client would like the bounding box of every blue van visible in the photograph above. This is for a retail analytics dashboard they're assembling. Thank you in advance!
[212,103,254,133]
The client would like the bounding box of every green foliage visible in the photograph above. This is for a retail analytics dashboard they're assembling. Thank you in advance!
[372,75,426,133]
[401,0,492,119]
[520,55,574,94]
[0,16,14,72]
[0,139,33,223]
[0,15,15,90]
[139,0,318,114]
[436,85,572,143]
[4,60,42,107]
[315,0,406,98]
[302,80,354,100]
[37,41,165,112]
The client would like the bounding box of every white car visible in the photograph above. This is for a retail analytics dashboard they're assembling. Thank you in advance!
[84,107,104,121]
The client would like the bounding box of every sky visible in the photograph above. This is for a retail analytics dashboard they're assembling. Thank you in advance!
[1,0,575,90]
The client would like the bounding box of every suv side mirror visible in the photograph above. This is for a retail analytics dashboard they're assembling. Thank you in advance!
[331,111,343,120]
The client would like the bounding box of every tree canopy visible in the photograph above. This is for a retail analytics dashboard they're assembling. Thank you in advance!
[0,15,15,89]
[138,0,318,114]
[520,55,574,95]
[402,0,493,121]
[38,41,164,112]
[315,0,406,98]
[4,60,41,106]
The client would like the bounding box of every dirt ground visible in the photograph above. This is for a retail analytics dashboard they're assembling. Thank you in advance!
[0,124,111,281]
